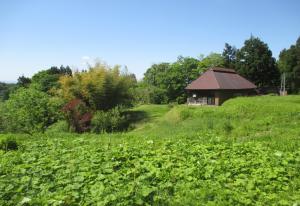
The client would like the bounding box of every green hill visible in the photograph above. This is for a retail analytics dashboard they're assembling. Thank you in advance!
[129,95,300,150]
[0,95,300,205]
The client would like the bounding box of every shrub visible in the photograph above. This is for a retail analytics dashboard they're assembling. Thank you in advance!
[149,87,168,104]
[1,88,62,134]
[176,95,187,104]
[62,99,92,133]
[91,107,125,133]
[46,121,69,133]
[0,137,18,151]
[91,110,108,133]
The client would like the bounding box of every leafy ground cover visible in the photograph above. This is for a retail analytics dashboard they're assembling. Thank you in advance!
[0,95,300,205]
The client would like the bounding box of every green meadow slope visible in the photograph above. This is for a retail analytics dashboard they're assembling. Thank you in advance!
[0,95,300,205]
[129,95,300,150]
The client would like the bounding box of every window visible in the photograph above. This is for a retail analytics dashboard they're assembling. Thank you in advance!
[207,97,215,105]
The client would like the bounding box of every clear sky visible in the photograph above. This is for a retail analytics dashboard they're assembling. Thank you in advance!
[1,0,300,82]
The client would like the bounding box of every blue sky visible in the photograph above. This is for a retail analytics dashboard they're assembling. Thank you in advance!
[0,0,300,82]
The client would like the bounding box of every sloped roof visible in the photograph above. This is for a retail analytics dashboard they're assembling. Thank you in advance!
[186,67,257,90]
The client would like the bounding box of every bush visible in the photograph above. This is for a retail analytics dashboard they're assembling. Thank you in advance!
[176,95,187,104]
[149,87,168,104]
[46,121,69,133]
[62,99,92,133]
[91,107,125,133]
[0,137,18,151]
[1,88,62,134]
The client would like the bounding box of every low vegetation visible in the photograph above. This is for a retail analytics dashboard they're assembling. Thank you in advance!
[0,96,300,205]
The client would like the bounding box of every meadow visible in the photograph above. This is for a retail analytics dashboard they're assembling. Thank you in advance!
[0,95,300,205]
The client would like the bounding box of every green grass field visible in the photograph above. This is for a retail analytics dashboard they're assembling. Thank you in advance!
[1,95,300,205]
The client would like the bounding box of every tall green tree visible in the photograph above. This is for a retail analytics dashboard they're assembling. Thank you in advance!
[198,53,225,73]
[235,36,280,87]
[278,36,300,93]
[222,43,237,68]
[31,65,72,93]
[17,75,31,88]
[166,56,200,102]
[144,63,170,87]
[59,62,136,111]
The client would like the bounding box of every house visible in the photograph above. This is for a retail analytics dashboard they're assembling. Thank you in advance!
[185,68,257,106]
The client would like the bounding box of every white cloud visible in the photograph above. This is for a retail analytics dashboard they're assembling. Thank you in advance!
[81,56,90,61]
[81,56,93,68]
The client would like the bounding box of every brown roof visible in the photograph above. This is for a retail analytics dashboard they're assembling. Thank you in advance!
[186,67,257,90]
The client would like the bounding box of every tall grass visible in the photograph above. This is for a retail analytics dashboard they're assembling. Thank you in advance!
[127,95,300,151]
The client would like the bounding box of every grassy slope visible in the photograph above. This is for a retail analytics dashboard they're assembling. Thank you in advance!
[0,95,300,205]
[129,95,300,150]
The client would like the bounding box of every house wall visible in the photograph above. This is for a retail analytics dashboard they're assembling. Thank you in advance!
[186,90,216,105]
[187,89,256,106]
[215,91,233,105]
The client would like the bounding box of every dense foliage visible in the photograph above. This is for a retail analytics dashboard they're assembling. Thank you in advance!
[0,95,300,205]
[222,43,237,69]
[30,66,72,93]
[0,82,16,101]
[1,135,299,206]
[278,36,300,93]
[0,88,63,134]
[62,99,91,133]
[235,36,280,87]
[17,76,31,88]
[59,63,136,111]
[91,107,125,133]
[142,54,224,104]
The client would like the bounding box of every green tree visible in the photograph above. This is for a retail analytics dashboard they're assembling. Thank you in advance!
[167,56,200,102]
[143,63,170,103]
[198,53,225,73]
[59,62,136,111]
[143,57,201,103]
[235,36,280,87]
[222,43,237,68]
[1,88,62,134]
[17,75,31,88]
[278,36,300,93]
[31,65,72,93]
[142,54,225,104]
[144,63,170,87]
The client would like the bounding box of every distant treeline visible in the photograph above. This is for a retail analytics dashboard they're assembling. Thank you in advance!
[138,36,300,104]
[0,35,299,134]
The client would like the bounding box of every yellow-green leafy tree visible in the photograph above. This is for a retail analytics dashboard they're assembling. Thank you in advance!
[58,62,136,111]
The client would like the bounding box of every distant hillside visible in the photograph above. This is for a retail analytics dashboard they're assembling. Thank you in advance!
[0,82,17,101]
